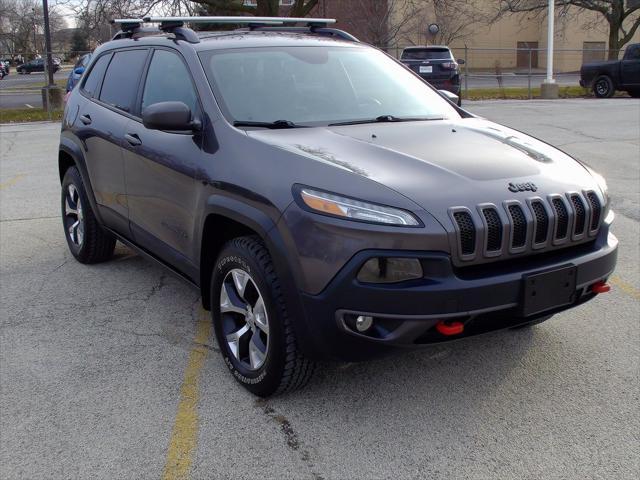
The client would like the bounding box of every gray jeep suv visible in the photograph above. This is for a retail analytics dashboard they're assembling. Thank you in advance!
[58,17,617,396]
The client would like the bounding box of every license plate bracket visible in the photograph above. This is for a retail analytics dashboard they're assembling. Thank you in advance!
[521,265,577,317]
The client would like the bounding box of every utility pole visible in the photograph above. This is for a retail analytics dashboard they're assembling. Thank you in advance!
[40,0,62,111]
[540,0,559,98]
[32,8,37,56]
[42,0,54,86]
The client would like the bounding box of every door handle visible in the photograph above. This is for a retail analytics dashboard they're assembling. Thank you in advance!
[79,114,91,125]
[124,133,142,147]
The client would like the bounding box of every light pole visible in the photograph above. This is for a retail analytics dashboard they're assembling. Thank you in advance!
[541,0,559,98]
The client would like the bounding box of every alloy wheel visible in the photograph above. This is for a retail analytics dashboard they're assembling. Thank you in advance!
[596,79,609,96]
[64,184,84,246]
[220,268,269,370]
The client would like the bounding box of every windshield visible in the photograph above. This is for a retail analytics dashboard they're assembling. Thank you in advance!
[401,48,452,60]
[199,46,458,127]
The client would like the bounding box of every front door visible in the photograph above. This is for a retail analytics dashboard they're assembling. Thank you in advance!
[122,48,203,279]
[517,42,538,69]
[621,44,640,87]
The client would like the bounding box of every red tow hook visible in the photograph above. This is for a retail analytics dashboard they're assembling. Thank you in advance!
[435,321,464,336]
[592,281,611,294]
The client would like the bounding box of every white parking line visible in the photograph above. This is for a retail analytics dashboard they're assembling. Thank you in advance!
[25,104,34,109]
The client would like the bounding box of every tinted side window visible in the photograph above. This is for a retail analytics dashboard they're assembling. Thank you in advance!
[82,54,111,98]
[99,49,148,112]
[141,50,198,114]
[626,45,640,60]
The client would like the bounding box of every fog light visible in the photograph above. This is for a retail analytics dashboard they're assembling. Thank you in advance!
[357,257,423,284]
[355,315,373,332]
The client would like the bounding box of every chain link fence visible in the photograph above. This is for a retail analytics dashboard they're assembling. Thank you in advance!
[383,45,623,99]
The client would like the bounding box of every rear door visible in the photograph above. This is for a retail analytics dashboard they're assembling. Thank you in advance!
[122,47,203,279]
[76,48,149,235]
[621,44,640,87]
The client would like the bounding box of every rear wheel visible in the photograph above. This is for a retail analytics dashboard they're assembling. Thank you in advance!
[593,75,614,98]
[211,236,315,396]
[61,166,116,264]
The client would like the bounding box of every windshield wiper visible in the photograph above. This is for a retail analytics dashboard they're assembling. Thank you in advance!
[233,120,307,129]
[328,115,443,126]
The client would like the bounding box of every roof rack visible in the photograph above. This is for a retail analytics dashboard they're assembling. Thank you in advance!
[111,16,354,44]
[142,16,336,27]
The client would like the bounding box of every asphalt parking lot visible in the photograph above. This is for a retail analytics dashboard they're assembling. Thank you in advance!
[1,99,638,480]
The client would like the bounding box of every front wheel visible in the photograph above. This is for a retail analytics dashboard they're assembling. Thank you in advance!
[211,236,315,396]
[593,75,614,98]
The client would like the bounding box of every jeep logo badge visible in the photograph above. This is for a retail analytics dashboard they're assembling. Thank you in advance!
[508,182,538,193]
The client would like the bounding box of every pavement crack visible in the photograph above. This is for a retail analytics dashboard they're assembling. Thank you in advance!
[255,399,325,480]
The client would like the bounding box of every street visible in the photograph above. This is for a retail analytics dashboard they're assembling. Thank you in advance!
[0,99,638,479]
[0,70,69,109]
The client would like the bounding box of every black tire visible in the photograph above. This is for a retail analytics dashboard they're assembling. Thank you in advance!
[61,166,116,264]
[593,75,614,98]
[211,235,315,397]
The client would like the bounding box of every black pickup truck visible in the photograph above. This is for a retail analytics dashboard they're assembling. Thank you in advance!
[580,43,640,98]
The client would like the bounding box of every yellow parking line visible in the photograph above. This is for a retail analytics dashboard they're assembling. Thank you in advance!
[0,174,25,190]
[162,307,212,480]
[610,275,640,300]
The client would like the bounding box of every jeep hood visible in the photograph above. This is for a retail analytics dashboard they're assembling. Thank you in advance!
[246,117,598,216]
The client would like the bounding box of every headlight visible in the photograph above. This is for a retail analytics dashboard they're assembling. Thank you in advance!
[297,187,420,226]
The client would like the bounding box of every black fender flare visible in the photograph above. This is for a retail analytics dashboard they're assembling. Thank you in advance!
[200,195,321,359]
[59,137,104,225]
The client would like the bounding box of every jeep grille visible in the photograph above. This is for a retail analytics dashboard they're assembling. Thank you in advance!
[450,191,603,262]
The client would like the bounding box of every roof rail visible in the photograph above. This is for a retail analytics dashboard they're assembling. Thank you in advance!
[245,26,358,42]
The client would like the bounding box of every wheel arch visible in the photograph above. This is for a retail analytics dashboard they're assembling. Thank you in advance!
[198,197,320,359]
[58,139,103,225]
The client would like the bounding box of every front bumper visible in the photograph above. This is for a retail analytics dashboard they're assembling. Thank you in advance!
[299,227,617,361]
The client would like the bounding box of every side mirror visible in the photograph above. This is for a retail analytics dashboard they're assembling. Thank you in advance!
[438,89,460,104]
[142,101,197,131]
[457,59,466,65]
[74,66,85,75]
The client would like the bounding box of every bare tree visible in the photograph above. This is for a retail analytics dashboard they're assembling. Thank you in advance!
[189,0,319,17]
[340,0,420,47]
[0,0,66,58]
[500,1,640,59]
[404,0,496,47]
